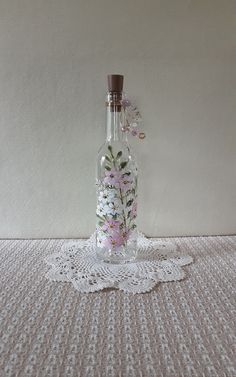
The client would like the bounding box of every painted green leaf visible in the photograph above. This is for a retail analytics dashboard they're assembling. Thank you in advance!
[96,214,105,221]
[116,151,122,159]
[108,145,113,153]
[120,161,128,169]
[105,155,111,162]
[127,199,134,207]
[98,221,104,226]
[105,165,111,170]
[125,190,132,196]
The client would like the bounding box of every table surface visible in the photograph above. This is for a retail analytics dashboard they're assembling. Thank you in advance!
[0,236,235,377]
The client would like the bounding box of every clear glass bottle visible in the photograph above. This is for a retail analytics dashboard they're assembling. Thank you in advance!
[96,75,138,263]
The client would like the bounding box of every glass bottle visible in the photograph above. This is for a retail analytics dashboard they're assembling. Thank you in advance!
[96,75,138,263]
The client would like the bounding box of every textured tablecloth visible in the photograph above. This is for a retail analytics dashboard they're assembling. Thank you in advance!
[0,236,235,377]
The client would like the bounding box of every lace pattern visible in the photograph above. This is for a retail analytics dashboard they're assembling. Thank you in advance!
[45,232,193,293]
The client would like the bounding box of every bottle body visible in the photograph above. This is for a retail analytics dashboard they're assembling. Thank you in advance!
[96,140,138,263]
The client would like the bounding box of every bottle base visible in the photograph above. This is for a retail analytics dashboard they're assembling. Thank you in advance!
[96,246,137,264]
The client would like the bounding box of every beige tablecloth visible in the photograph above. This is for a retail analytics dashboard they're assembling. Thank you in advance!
[0,236,235,377]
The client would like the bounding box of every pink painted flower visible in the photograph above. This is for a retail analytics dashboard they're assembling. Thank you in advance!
[109,232,125,248]
[103,168,122,187]
[119,176,133,192]
[102,219,121,232]
[97,227,131,249]
[98,232,124,249]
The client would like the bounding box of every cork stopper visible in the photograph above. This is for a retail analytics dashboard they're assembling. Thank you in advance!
[107,74,124,92]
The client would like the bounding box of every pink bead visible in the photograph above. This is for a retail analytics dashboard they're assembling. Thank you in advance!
[131,129,138,136]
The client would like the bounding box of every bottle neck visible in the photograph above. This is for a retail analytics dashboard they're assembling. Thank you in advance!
[106,91,127,142]
[106,107,123,141]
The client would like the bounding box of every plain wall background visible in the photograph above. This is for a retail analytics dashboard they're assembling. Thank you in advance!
[0,0,235,238]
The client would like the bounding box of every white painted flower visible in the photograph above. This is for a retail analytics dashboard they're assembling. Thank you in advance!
[108,200,123,215]
[96,204,105,217]
[102,204,113,215]
[98,189,116,204]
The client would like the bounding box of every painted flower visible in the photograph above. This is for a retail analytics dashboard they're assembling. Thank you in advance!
[109,232,125,248]
[96,204,105,217]
[97,223,135,250]
[102,203,113,216]
[98,189,116,204]
[101,232,123,249]
[102,219,121,232]
[103,168,122,187]
[108,199,123,216]
[119,175,133,192]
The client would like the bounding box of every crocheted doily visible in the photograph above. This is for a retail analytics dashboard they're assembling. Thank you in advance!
[45,232,193,294]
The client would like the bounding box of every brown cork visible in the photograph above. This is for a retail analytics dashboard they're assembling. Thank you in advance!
[107,74,124,92]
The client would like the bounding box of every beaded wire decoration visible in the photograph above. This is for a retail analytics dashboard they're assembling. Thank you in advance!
[121,95,146,140]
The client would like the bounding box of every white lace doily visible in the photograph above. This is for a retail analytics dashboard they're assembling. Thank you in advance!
[45,232,193,294]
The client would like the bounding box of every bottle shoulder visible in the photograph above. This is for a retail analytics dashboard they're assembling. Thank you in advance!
[97,141,133,158]
[96,141,138,172]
